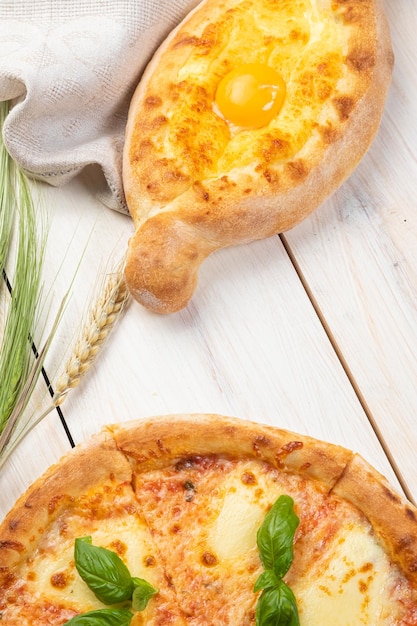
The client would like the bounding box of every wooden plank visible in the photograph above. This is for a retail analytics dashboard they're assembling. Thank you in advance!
[283,0,417,502]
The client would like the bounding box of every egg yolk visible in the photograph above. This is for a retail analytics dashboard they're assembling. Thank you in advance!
[215,63,286,129]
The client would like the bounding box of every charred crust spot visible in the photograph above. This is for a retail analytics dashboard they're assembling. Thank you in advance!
[287,160,308,181]
[173,36,213,50]
[340,5,362,23]
[173,35,199,48]
[166,170,190,184]
[347,48,375,72]
[144,95,162,108]
[201,551,218,567]
[253,435,272,458]
[0,566,17,588]
[218,176,237,191]
[193,181,210,201]
[262,136,290,163]
[333,96,355,120]
[398,535,415,550]
[253,435,271,448]
[140,139,153,151]
[8,519,19,531]
[164,573,174,588]
[0,540,25,552]
[156,439,164,451]
[261,168,280,185]
[405,507,417,522]
[150,115,168,129]
[319,124,339,144]
[283,441,304,454]
[48,494,72,515]
[275,441,304,466]
[382,486,401,503]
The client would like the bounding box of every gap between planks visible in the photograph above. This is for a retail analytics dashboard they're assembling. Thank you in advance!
[279,233,416,506]
[1,269,75,450]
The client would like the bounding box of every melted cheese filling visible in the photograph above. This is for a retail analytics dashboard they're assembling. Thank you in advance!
[2,459,416,625]
[31,516,158,610]
[290,523,397,625]
[168,0,347,174]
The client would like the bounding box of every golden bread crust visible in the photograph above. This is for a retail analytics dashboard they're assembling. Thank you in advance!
[1,413,417,596]
[123,0,393,313]
[333,454,417,581]
[0,431,131,579]
[109,413,352,487]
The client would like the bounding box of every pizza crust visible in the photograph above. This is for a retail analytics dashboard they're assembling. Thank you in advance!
[122,0,394,313]
[108,413,352,487]
[333,454,417,581]
[0,430,131,578]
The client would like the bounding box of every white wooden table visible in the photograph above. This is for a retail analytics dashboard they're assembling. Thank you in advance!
[1,0,416,520]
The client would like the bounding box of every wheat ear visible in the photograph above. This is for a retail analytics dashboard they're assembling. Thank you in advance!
[0,262,130,470]
[52,262,130,407]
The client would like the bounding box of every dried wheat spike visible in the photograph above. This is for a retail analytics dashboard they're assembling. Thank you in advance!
[52,269,130,406]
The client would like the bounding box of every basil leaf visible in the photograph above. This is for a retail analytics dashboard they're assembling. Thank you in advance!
[74,537,133,604]
[256,495,299,578]
[131,577,158,611]
[254,569,280,592]
[64,608,134,626]
[256,582,300,626]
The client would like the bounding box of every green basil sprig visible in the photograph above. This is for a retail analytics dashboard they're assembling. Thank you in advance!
[64,536,158,626]
[254,495,300,626]
[64,608,134,626]
[74,537,135,604]
[131,577,159,612]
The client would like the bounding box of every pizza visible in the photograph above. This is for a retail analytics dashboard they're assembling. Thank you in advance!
[122,0,394,313]
[1,414,417,625]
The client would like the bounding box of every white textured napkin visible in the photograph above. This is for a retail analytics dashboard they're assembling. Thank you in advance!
[0,0,200,212]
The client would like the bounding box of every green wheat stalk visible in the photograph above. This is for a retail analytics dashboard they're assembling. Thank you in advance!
[0,100,131,470]
[0,260,130,468]
[0,101,47,434]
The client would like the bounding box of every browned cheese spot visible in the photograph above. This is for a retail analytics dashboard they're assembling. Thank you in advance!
[201,551,218,567]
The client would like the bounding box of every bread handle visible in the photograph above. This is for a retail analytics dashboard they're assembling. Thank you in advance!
[124,211,217,314]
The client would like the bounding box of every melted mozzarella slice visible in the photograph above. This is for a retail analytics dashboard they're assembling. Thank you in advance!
[290,522,396,625]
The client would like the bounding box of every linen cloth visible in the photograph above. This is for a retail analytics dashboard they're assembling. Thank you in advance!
[0,0,200,212]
